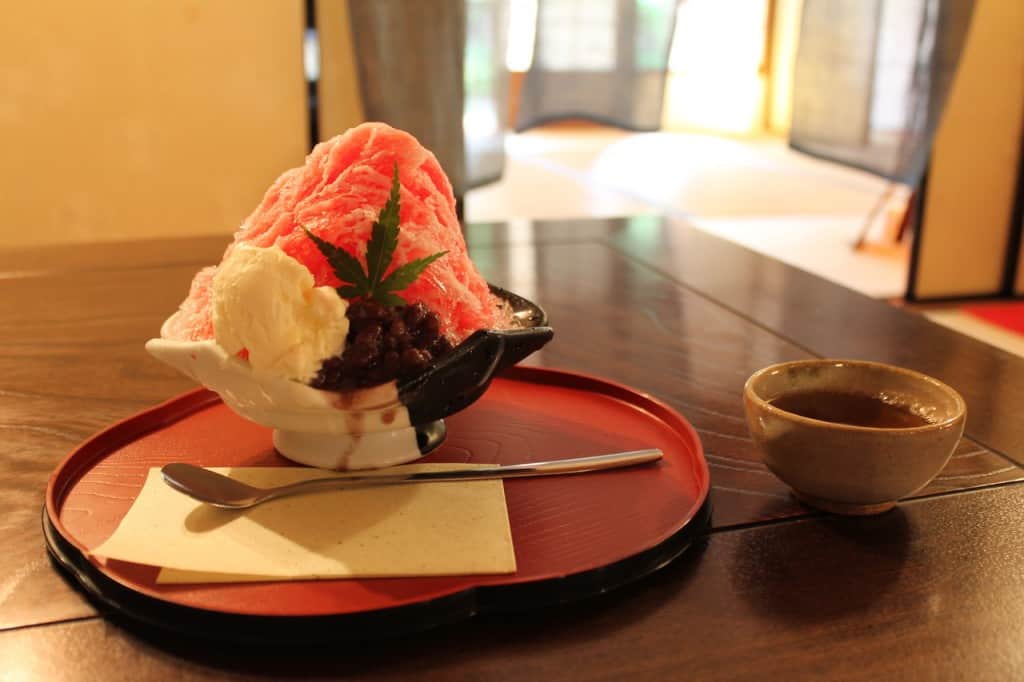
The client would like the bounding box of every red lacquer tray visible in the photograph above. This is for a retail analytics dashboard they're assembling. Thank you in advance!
[44,366,710,641]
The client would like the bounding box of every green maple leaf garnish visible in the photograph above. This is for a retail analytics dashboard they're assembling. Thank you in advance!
[304,165,447,306]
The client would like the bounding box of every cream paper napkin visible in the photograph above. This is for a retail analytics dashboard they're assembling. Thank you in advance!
[91,465,516,583]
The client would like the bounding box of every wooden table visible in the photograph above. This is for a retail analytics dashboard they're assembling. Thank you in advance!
[4,216,1024,680]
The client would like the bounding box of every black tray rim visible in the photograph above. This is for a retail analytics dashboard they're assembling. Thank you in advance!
[43,498,711,643]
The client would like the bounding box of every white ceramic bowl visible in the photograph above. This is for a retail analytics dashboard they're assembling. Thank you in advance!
[147,315,423,470]
[146,287,553,471]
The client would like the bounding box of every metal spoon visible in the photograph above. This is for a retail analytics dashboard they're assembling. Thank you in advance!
[161,449,662,510]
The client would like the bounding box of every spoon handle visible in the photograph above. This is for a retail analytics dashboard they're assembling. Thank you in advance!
[270,449,663,498]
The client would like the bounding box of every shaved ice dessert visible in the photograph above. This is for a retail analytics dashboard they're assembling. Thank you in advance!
[161,122,515,391]
[147,122,553,469]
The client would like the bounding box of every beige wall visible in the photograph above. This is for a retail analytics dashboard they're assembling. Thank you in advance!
[913,0,1024,298]
[315,0,364,140]
[0,1,309,248]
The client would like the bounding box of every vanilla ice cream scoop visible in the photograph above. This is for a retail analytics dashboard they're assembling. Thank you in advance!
[212,244,348,382]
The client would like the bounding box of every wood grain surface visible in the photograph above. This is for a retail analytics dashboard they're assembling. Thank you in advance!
[3,217,1024,680]
[6,484,1024,681]
[605,217,1024,465]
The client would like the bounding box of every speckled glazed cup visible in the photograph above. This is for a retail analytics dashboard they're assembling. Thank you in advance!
[743,359,966,515]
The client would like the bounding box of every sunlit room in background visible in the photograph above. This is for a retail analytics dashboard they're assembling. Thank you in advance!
[462,0,1024,356]
[470,0,915,304]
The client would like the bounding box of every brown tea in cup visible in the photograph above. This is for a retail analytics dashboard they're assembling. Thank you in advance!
[770,390,932,429]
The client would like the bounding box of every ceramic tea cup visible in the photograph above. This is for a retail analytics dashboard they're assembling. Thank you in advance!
[743,359,966,515]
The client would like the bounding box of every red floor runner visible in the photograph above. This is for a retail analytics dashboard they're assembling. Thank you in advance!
[963,302,1024,335]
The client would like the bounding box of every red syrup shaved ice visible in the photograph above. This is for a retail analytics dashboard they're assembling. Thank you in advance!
[164,122,511,345]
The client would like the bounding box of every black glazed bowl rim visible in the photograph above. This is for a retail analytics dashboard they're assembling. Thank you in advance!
[396,284,554,425]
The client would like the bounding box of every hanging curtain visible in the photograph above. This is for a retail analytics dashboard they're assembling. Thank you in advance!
[347,0,467,195]
[345,0,509,199]
[515,0,679,132]
[789,0,975,186]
